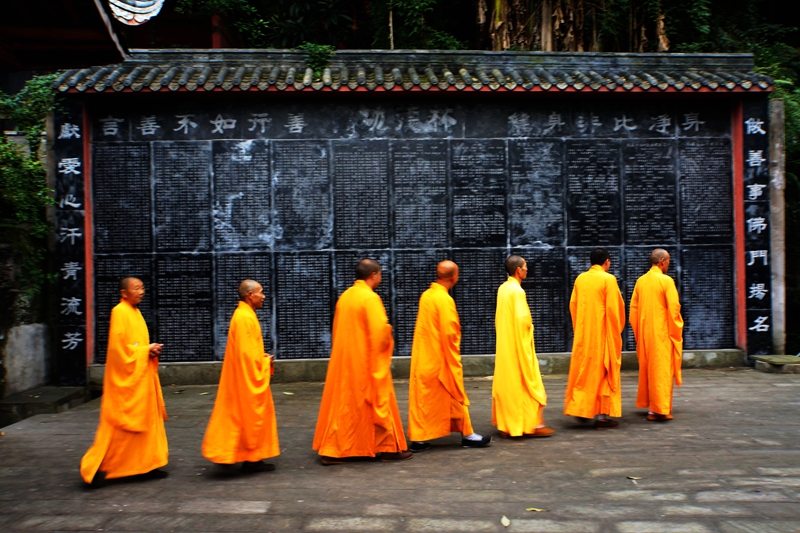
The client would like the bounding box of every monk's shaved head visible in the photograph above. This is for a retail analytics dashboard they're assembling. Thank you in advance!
[437,260,458,281]
[356,258,381,280]
[590,248,610,266]
[119,277,142,291]
[505,255,525,276]
[650,248,670,265]
[238,279,261,300]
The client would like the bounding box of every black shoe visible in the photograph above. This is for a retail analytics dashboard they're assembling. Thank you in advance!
[85,470,107,489]
[143,469,169,479]
[410,441,432,453]
[594,419,620,430]
[378,450,413,462]
[461,435,492,448]
[241,461,276,473]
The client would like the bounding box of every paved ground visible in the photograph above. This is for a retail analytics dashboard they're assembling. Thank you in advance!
[1,368,800,532]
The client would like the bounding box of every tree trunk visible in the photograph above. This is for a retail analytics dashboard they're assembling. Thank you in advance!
[656,13,670,51]
[541,0,553,51]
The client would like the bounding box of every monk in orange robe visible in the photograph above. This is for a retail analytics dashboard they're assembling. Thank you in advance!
[492,256,554,438]
[80,277,168,486]
[407,261,491,451]
[630,249,684,422]
[564,248,626,429]
[313,258,412,465]
[202,280,279,472]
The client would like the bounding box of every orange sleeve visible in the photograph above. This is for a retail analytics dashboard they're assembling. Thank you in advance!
[514,289,544,404]
[233,312,271,450]
[438,295,467,405]
[603,275,625,392]
[104,307,154,432]
[365,293,395,429]
[665,277,684,387]
[569,282,578,331]
[629,282,640,343]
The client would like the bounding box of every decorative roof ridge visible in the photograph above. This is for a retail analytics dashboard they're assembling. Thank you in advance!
[54,49,771,94]
[124,48,757,71]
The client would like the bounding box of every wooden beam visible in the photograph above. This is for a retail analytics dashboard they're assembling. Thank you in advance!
[769,99,787,354]
[0,26,109,42]
[0,40,21,69]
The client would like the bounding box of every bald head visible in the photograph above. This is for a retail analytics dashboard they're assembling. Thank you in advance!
[435,260,459,289]
[119,277,145,307]
[437,260,458,281]
[650,248,670,265]
[505,255,525,276]
[119,277,141,291]
[355,259,381,280]
[238,279,261,300]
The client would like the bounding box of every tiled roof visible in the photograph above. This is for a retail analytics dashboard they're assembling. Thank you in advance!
[54,49,772,94]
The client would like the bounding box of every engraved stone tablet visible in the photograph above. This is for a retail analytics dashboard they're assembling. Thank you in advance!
[681,246,734,349]
[392,140,449,248]
[275,252,332,358]
[567,140,621,245]
[451,249,507,354]
[84,98,741,360]
[452,140,507,247]
[154,142,212,252]
[213,140,272,250]
[622,140,677,244]
[93,143,151,253]
[333,141,390,248]
[155,255,214,361]
[679,139,733,244]
[273,141,332,250]
[509,140,565,246]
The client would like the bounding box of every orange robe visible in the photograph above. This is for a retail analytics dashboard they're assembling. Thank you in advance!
[408,282,474,441]
[565,265,626,418]
[202,302,279,464]
[313,280,408,457]
[80,300,167,483]
[492,277,548,436]
[630,266,684,415]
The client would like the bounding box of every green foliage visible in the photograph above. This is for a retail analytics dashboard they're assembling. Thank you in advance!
[425,28,466,50]
[0,73,59,151]
[297,42,336,78]
[175,0,271,47]
[0,140,51,239]
[596,0,713,52]
[0,75,57,302]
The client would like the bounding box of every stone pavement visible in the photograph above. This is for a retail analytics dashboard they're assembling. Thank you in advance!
[1,368,799,533]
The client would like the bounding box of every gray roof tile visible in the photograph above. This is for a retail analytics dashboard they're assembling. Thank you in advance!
[55,49,772,94]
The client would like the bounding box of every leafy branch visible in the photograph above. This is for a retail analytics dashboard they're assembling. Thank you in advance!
[296,42,336,79]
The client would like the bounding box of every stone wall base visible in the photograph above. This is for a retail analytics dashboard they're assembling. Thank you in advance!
[87,349,747,390]
[2,324,50,398]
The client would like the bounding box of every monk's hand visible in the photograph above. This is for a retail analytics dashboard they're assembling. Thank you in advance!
[266,354,275,367]
[149,343,164,358]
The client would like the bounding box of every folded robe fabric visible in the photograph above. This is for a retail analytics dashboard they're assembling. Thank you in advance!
[80,300,168,483]
[492,277,548,436]
[630,266,684,415]
[408,282,473,442]
[565,265,626,419]
[202,301,279,464]
[313,280,407,457]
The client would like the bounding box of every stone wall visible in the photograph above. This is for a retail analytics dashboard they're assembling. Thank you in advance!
[1,324,50,397]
